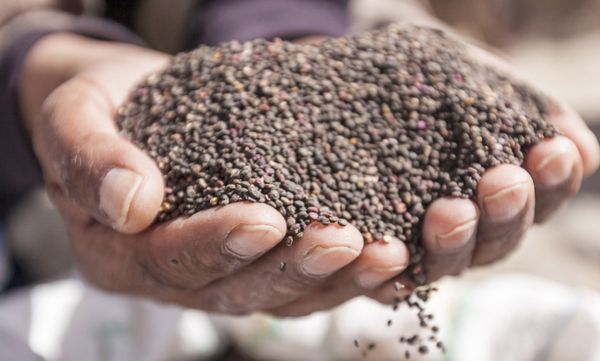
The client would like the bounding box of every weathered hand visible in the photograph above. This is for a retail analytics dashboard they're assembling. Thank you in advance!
[19,33,379,315]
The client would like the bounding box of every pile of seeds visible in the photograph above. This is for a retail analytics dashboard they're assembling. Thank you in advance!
[117,23,555,284]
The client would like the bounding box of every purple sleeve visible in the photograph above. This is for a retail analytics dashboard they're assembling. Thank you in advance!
[0,18,142,219]
[193,0,350,45]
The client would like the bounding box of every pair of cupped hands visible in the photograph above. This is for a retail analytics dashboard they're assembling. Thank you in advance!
[19,30,599,316]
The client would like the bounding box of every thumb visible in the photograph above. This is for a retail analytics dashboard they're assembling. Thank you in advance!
[34,76,164,234]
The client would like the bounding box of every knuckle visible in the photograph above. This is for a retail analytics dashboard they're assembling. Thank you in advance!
[263,268,313,298]
[194,292,251,315]
[142,245,239,291]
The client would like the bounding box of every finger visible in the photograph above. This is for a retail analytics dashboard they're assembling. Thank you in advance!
[525,136,583,223]
[547,102,600,177]
[467,45,599,176]
[179,223,364,314]
[467,43,600,176]
[421,198,479,282]
[33,76,164,234]
[471,165,535,266]
[71,202,286,294]
[269,239,409,317]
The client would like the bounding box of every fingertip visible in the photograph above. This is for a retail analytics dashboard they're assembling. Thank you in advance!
[549,104,600,177]
[354,240,409,290]
[118,167,165,234]
[303,221,365,254]
[361,239,409,268]
[296,223,363,278]
[162,201,287,256]
[478,165,533,222]
[526,136,581,189]
[100,140,166,234]
[215,202,288,236]
[579,130,600,177]
[423,198,478,252]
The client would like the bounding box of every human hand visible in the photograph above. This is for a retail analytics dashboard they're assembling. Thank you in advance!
[19,33,376,315]
[20,32,599,318]
[267,33,600,316]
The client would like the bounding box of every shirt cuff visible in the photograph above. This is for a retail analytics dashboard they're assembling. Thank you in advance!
[192,0,350,46]
[0,16,142,219]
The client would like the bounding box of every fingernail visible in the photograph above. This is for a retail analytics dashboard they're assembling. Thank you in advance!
[436,219,477,251]
[301,246,360,277]
[536,151,573,188]
[483,182,528,222]
[225,224,283,259]
[99,168,143,227]
[356,266,406,289]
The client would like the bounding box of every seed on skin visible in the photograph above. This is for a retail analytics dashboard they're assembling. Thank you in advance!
[285,236,294,247]
[354,340,359,348]
[394,281,405,292]
[382,234,394,243]
[367,343,375,351]
[279,261,286,272]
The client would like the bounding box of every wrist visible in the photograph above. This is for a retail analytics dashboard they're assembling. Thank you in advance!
[18,33,155,133]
